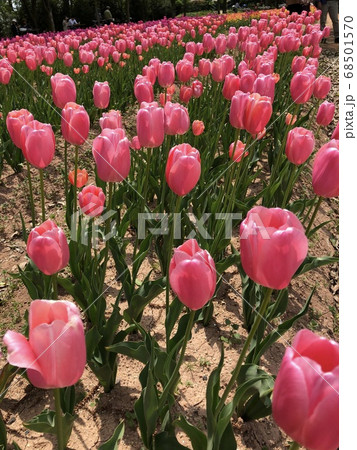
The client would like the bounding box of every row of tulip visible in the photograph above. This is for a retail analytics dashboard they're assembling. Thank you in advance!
[0,6,338,450]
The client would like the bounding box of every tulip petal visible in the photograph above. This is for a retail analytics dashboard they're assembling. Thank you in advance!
[3,330,41,373]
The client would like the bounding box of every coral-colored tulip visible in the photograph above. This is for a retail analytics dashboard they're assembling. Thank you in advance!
[158,62,175,88]
[68,168,88,188]
[78,185,105,217]
[290,71,315,104]
[165,143,201,196]
[316,101,335,126]
[169,239,216,310]
[4,299,86,389]
[99,110,123,130]
[222,74,240,101]
[244,93,273,135]
[229,140,248,163]
[27,220,69,275]
[192,120,204,136]
[286,127,315,165]
[92,128,130,182]
[136,102,164,148]
[312,140,339,198]
[51,73,76,109]
[273,329,339,450]
[164,102,190,136]
[285,113,297,126]
[240,206,308,289]
[6,109,34,149]
[313,75,331,99]
[20,120,56,169]
[61,102,90,146]
[93,81,110,109]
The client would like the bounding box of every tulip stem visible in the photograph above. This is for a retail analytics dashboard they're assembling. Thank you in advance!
[54,388,65,450]
[159,309,195,409]
[26,160,36,227]
[39,169,46,222]
[142,147,152,208]
[214,287,273,420]
[281,165,298,209]
[52,274,58,300]
[74,146,79,215]
[64,141,68,199]
[305,196,323,236]
[289,441,300,450]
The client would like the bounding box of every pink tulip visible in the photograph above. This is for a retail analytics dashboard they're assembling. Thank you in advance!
[165,143,201,196]
[51,73,76,109]
[285,127,315,165]
[244,93,273,136]
[290,71,315,104]
[93,81,110,109]
[134,76,154,104]
[99,110,123,130]
[192,120,205,136]
[222,74,240,101]
[92,128,131,182]
[164,102,190,136]
[273,329,339,450]
[157,61,175,88]
[203,33,215,53]
[198,58,211,76]
[312,140,339,198]
[130,136,141,150]
[142,65,156,85]
[27,220,69,275]
[316,101,335,126]
[0,67,11,84]
[136,101,164,148]
[78,185,106,217]
[215,34,227,54]
[313,75,331,99]
[61,102,90,146]
[191,80,203,98]
[211,58,226,83]
[4,300,86,389]
[20,120,55,169]
[240,206,308,289]
[291,55,306,73]
[240,70,257,93]
[176,59,194,83]
[179,85,193,104]
[331,122,339,140]
[6,109,34,149]
[63,52,73,67]
[25,54,37,71]
[285,113,297,126]
[229,140,248,163]
[169,239,216,310]
[253,74,275,102]
[230,90,250,130]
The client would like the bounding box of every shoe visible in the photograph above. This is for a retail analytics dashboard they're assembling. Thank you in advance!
[334,37,339,44]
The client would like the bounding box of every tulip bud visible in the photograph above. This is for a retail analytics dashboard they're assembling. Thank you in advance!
[192,120,204,136]
[99,110,123,130]
[313,75,331,99]
[229,140,248,163]
[68,168,88,188]
[286,127,315,165]
[164,102,190,136]
[312,140,339,198]
[176,59,194,83]
[316,101,335,126]
[169,239,216,310]
[285,113,297,126]
[136,102,164,148]
[244,93,273,135]
[27,220,69,275]
[179,85,193,104]
[78,185,106,217]
[290,71,315,104]
[134,76,154,105]
[192,80,203,98]
[51,73,77,109]
[20,120,56,169]
[165,143,201,196]
[222,74,240,101]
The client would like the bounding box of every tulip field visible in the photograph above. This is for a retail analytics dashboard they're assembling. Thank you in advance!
[0,6,339,450]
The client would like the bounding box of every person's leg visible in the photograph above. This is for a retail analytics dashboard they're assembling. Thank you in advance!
[328,0,339,41]
[320,3,328,30]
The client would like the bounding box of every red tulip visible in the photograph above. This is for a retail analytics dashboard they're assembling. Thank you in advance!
[92,127,130,182]
[4,299,86,389]
[273,329,339,450]
[136,101,164,148]
[192,120,205,136]
[286,127,315,165]
[93,81,110,109]
[68,168,88,188]
[20,120,56,169]
[61,102,90,146]
[165,143,201,196]
[240,206,308,289]
[51,73,76,109]
[169,239,216,310]
[27,220,69,275]
[229,140,248,163]
[290,71,315,104]
[316,101,335,126]
[313,75,331,99]
[99,110,123,130]
[157,61,175,88]
[78,185,106,217]
[312,140,339,198]
[164,102,190,136]
[6,109,34,149]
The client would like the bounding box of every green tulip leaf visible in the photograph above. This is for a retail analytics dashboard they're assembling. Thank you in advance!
[154,432,190,450]
[98,420,125,450]
[174,415,207,450]
[0,412,7,450]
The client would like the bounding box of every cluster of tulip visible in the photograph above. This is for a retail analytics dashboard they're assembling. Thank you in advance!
[0,5,339,450]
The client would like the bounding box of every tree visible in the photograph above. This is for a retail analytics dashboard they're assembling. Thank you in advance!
[42,0,55,31]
